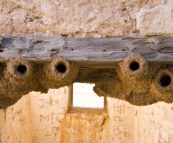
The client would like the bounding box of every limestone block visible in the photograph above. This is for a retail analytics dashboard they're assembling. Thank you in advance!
[29,88,69,143]
[135,102,173,143]
[61,112,108,143]
[0,110,5,134]
[107,98,135,143]
[0,0,172,37]
[136,5,173,36]
[1,95,32,143]
[1,87,69,143]
[1,88,173,143]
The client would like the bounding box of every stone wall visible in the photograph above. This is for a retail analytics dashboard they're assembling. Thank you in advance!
[0,0,173,37]
[0,87,173,143]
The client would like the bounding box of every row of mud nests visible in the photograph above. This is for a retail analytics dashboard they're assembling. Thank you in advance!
[0,53,173,108]
[126,54,172,89]
[0,57,79,108]
[94,53,173,105]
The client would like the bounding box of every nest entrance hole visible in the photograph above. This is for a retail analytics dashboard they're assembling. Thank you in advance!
[160,75,171,87]
[130,61,140,71]
[17,65,27,74]
[56,63,67,73]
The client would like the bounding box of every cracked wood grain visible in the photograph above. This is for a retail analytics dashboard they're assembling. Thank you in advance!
[1,36,173,67]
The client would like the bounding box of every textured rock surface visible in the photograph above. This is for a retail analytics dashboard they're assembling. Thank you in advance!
[1,88,69,143]
[136,1,173,36]
[1,88,173,143]
[0,87,109,143]
[0,0,172,37]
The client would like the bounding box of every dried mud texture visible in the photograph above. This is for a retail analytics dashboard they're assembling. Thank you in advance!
[117,53,151,95]
[0,0,170,37]
[0,57,79,109]
[3,58,43,104]
[0,59,35,108]
[94,54,173,106]
[1,54,173,107]
[118,53,148,79]
[40,57,80,90]
[151,68,173,103]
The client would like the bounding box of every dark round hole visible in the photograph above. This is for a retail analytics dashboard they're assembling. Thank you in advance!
[129,61,140,71]
[17,65,27,74]
[160,75,171,87]
[56,63,66,73]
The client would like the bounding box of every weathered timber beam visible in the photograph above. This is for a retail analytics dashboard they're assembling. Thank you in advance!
[1,36,173,67]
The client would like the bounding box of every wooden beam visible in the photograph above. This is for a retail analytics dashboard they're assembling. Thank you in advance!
[1,36,173,67]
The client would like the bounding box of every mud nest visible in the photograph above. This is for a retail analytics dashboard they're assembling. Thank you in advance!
[1,54,173,108]
[118,53,148,80]
[150,68,173,103]
[40,57,80,89]
[4,58,41,98]
[94,54,171,106]
[0,57,80,109]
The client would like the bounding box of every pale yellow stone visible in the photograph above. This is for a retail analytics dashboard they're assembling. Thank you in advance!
[0,0,171,37]
[136,5,173,36]
[0,89,173,143]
